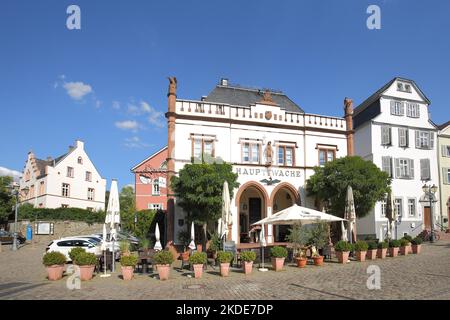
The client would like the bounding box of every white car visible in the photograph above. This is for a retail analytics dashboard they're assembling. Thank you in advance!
[46,237,102,261]
[68,235,121,253]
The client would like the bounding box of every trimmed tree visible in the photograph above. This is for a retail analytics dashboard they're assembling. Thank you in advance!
[0,176,15,224]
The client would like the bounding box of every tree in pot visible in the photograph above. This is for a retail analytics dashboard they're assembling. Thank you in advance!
[153,250,174,280]
[119,240,131,257]
[74,252,97,281]
[286,223,309,268]
[69,247,86,263]
[120,255,138,280]
[334,240,353,264]
[189,252,207,279]
[216,251,234,277]
[43,251,67,281]
[270,246,288,271]
[411,237,423,254]
[138,238,151,255]
[354,241,368,262]
[178,229,191,263]
[207,232,221,260]
[399,238,410,256]
[240,251,256,275]
[377,241,388,259]
[388,239,401,257]
[366,241,378,260]
[309,222,329,266]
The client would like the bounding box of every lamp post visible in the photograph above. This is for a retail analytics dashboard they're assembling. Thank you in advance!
[421,184,438,243]
[8,183,29,251]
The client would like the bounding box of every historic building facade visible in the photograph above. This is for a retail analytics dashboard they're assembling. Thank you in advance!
[437,121,450,231]
[166,78,352,246]
[131,146,168,211]
[353,78,439,240]
[19,140,106,211]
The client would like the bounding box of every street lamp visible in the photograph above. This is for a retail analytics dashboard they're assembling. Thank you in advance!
[8,183,29,251]
[421,184,438,243]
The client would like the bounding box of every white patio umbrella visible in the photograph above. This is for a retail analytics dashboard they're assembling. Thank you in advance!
[100,223,111,278]
[106,179,120,272]
[219,181,230,240]
[188,222,196,250]
[385,190,394,240]
[344,186,356,243]
[154,222,162,251]
[340,221,348,241]
[258,224,268,272]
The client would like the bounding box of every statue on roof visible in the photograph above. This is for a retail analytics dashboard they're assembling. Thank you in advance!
[168,77,177,96]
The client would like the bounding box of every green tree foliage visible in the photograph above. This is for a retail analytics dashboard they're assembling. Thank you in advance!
[0,176,15,223]
[306,156,390,219]
[171,161,239,247]
[18,205,106,225]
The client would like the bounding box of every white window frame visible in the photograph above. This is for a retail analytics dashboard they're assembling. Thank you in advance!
[395,158,414,179]
[148,203,163,210]
[398,127,409,147]
[415,130,434,149]
[443,168,450,185]
[242,142,261,164]
[441,145,450,157]
[87,188,95,201]
[382,156,393,177]
[381,126,392,145]
[380,199,386,217]
[62,183,70,197]
[85,171,92,182]
[394,197,403,217]
[152,178,160,196]
[67,167,74,178]
[406,103,420,118]
[407,198,416,217]
[390,100,404,116]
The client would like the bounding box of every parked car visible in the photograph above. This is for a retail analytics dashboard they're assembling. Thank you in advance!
[0,230,26,244]
[92,231,139,244]
[64,235,121,254]
[46,237,102,261]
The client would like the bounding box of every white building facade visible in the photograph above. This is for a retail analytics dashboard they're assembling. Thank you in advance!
[166,78,351,246]
[354,78,439,240]
[19,140,106,211]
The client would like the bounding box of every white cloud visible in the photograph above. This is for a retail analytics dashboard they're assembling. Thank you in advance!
[63,81,93,100]
[0,166,22,182]
[123,136,151,149]
[115,120,140,131]
[112,101,121,110]
[139,101,165,128]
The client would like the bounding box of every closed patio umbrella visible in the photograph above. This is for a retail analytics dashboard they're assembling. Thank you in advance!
[154,222,162,251]
[344,186,356,243]
[106,179,120,272]
[341,221,348,241]
[100,223,111,278]
[188,222,196,250]
[219,181,230,240]
[385,190,394,240]
[258,224,268,272]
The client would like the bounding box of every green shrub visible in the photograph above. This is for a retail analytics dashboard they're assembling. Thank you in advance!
[400,238,410,247]
[74,252,97,266]
[120,255,138,267]
[367,241,378,250]
[119,240,131,253]
[216,251,234,264]
[208,232,221,252]
[69,247,86,262]
[378,241,389,249]
[334,240,353,252]
[43,251,66,266]
[354,241,369,252]
[402,235,413,242]
[153,250,174,265]
[138,238,150,250]
[240,251,257,262]
[411,237,423,245]
[189,252,207,265]
[18,205,106,225]
[270,246,288,258]
[389,240,401,248]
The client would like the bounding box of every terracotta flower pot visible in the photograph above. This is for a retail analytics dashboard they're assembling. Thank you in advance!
[377,248,387,259]
[220,263,230,277]
[193,264,203,279]
[356,251,367,262]
[408,245,412,254]
[243,261,253,275]
[46,264,65,281]
[78,265,95,281]
[336,251,350,264]
[313,256,324,266]
[196,244,203,252]
[121,266,134,280]
[400,246,409,256]
[366,249,377,260]
[271,257,285,271]
[295,257,308,268]
[389,247,399,257]
[157,264,170,280]
[412,244,421,254]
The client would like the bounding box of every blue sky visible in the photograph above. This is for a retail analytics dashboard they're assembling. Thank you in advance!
[1,0,449,189]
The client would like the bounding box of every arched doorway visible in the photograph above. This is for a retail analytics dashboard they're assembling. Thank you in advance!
[235,182,269,244]
[270,183,300,242]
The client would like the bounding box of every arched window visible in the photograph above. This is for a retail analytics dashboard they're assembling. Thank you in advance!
[77,157,83,164]
[152,178,160,196]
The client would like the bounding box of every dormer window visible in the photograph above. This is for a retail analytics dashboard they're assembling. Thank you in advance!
[397,83,404,91]
[397,82,412,93]
[77,157,83,164]
[404,84,411,92]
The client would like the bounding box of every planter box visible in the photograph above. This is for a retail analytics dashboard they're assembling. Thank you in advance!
[156,264,170,280]
[356,251,366,262]
[220,263,230,277]
[79,265,95,281]
[412,244,421,254]
[243,261,253,275]
[400,246,409,256]
[336,251,350,264]
[271,257,285,271]
[46,265,65,281]
[389,247,399,257]
[366,249,377,260]
[377,248,387,259]
[121,266,134,280]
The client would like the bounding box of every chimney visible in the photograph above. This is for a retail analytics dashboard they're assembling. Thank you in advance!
[220,78,229,86]
[201,96,207,101]
[344,97,354,156]
[46,156,52,162]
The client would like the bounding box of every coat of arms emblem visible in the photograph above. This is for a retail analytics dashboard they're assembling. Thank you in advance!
[265,111,272,120]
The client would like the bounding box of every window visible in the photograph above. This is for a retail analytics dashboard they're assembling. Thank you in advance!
[242,142,260,164]
[395,158,414,179]
[406,103,420,118]
[39,181,45,195]
[394,198,403,217]
[277,146,294,166]
[153,178,160,195]
[397,83,411,93]
[67,167,74,178]
[382,156,393,177]
[420,159,431,181]
[405,84,411,92]
[390,100,404,116]
[415,131,434,149]
[398,128,409,147]
[148,203,163,210]
[77,157,83,164]
[61,204,69,208]
[441,145,450,157]
[318,149,335,166]
[443,168,450,185]
[381,126,392,145]
[87,188,95,201]
[397,83,404,91]
[85,171,92,182]
[380,199,386,217]
[192,138,214,159]
[193,139,202,158]
[408,199,416,217]
[62,183,70,197]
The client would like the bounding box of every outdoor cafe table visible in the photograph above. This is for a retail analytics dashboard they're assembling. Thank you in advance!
[138,251,155,273]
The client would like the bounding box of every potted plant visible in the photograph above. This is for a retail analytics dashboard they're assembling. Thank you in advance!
[240,251,256,275]
[119,240,131,257]
[207,232,221,260]
[73,252,97,281]
[178,230,191,262]
[153,250,174,280]
[312,252,324,266]
[366,241,378,260]
[377,241,388,259]
[354,241,369,262]
[388,239,401,257]
[120,255,138,280]
[216,251,234,277]
[286,223,309,268]
[138,238,151,254]
[334,240,353,263]
[43,251,66,281]
[411,237,423,254]
[309,222,329,266]
[399,238,410,256]
[69,247,86,262]
[403,235,413,253]
[189,252,207,279]
[270,246,288,271]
